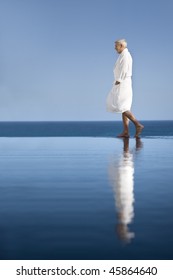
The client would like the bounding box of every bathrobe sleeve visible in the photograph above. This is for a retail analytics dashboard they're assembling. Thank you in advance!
[116,55,129,83]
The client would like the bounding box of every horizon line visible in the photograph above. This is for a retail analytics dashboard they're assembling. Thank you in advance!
[0,120,173,122]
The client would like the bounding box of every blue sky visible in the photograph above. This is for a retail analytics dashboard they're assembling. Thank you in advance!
[0,0,173,121]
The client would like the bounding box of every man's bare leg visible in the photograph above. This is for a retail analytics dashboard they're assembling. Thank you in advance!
[123,111,144,138]
[117,113,130,138]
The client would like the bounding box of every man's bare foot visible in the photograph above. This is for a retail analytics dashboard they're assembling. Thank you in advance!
[135,125,144,138]
[117,133,130,138]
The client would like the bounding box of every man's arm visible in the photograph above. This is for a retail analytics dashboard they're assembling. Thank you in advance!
[115,56,129,85]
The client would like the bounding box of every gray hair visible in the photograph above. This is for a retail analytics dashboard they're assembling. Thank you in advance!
[115,39,127,48]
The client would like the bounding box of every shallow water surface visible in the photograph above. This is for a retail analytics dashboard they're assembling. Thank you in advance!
[0,137,173,259]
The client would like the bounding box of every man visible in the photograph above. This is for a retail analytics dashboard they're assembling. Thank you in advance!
[106,39,144,138]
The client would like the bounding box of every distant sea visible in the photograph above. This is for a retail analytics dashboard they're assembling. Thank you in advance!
[0,120,173,137]
[0,120,173,260]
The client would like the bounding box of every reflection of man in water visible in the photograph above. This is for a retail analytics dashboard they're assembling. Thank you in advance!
[109,138,143,243]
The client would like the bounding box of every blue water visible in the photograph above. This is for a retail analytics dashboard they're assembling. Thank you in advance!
[0,120,173,137]
[0,121,173,260]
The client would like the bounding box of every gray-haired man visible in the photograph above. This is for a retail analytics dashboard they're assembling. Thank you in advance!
[106,39,144,138]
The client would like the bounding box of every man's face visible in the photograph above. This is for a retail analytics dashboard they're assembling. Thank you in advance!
[115,42,123,53]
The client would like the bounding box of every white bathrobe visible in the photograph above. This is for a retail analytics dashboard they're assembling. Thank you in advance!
[106,48,133,113]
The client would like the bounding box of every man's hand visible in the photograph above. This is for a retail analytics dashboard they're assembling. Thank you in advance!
[115,81,120,85]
